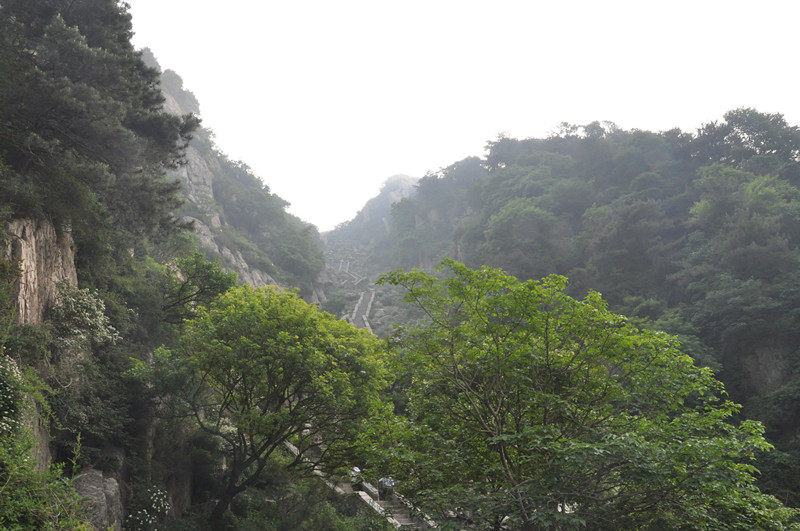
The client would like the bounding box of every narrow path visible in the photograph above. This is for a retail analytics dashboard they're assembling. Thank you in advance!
[338,479,434,529]
[285,442,434,528]
[349,289,375,332]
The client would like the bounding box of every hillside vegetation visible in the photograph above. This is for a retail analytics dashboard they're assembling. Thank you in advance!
[0,1,346,529]
[332,110,800,508]
[1,1,800,529]
[151,54,325,295]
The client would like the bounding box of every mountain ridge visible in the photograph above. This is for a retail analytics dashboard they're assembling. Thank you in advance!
[142,49,326,297]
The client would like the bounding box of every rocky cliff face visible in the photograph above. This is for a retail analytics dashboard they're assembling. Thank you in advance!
[142,50,281,288]
[186,217,277,287]
[168,133,279,288]
[167,87,291,288]
[167,114,278,286]
[3,219,69,476]
[4,218,77,325]
[73,468,124,531]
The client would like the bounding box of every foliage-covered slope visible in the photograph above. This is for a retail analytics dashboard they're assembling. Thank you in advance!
[326,174,417,246]
[375,260,798,529]
[0,1,197,527]
[2,0,800,527]
[333,110,800,505]
[146,53,325,296]
[0,1,333,528]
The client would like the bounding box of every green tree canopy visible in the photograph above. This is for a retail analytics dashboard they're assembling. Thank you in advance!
[154,285,390,522]
[0,0,199,251]
[378,260,798,530]
[159,252,237,327]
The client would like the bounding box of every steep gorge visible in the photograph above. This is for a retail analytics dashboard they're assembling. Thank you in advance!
[4,2,800,524]
[147,52,297,291]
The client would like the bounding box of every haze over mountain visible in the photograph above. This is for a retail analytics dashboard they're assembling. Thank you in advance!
[125,0,800,231]
[328,111,800,510]
[3,1,800,529]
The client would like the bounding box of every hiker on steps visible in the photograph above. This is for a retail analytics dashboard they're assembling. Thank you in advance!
[378,475,395,500]
[350,466,364,492]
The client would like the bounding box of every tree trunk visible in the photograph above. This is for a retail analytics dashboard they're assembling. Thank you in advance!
[208,483,245,523]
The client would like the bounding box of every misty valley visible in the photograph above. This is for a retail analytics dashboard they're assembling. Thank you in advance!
[3,1,800,530]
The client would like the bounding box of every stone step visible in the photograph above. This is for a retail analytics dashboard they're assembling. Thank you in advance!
[340,481,433,528]
[378,499,423,528]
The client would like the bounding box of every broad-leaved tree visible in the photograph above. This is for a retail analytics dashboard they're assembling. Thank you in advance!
[378,260,798,530]
[159,285,389,522]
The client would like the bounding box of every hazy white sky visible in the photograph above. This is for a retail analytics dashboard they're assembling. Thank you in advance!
[127,0,800,231]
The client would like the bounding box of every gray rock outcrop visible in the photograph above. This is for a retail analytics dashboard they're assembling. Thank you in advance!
[4,218,77,325]
[73,468,124,531]
[162,71,278,288]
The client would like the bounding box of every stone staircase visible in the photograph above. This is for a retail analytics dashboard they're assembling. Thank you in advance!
[285,442,436,528]
[339,480,434,529]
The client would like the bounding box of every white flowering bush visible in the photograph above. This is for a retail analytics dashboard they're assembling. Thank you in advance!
[49,280,119,353]
[45,280,119,391]
[0,351,22,437]
[124,487,171,531]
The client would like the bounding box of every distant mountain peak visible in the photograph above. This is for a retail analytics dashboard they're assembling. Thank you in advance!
[325,174,418,242]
